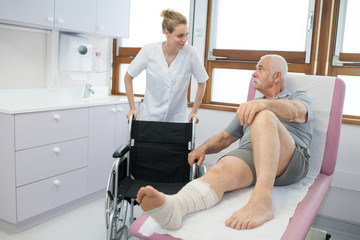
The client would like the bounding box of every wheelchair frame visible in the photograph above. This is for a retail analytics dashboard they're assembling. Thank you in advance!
[105,115,204,240]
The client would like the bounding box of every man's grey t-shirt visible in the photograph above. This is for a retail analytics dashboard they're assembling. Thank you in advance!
[225,89,313,154]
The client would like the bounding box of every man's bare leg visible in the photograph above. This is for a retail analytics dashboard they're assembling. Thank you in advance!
[225,110,296,229]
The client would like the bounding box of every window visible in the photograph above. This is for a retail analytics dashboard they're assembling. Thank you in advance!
[202,0,317,108]
[112,0,193,96]
[326,0,360,122]
[209,0,314,62]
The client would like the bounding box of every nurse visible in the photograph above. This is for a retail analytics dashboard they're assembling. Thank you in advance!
[124,9,208,123]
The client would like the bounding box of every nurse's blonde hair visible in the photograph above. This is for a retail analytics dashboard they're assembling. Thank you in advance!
[161,9,187,33]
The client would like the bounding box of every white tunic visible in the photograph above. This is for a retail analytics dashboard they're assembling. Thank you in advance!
[127,42,208,122]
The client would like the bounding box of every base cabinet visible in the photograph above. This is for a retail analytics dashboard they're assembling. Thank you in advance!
[0,102,132,232]
[88,103,131,194]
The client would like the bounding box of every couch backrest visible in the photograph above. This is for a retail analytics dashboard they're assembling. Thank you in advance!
[247,74,345,177]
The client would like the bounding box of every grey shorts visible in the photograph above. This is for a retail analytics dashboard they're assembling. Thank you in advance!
[223,142,309,186]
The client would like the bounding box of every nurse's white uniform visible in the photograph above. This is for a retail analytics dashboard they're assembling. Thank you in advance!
[127,42,208,122]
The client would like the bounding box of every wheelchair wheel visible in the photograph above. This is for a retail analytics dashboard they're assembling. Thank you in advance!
[105,165,116,229]
[107,199,129,240]
[115,225,129,240]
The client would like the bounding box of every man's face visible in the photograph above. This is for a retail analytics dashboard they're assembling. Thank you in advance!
[252,57,273,90]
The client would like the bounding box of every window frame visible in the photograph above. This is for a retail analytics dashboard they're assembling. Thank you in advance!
[201,0,321,109]
[321,0,360,124]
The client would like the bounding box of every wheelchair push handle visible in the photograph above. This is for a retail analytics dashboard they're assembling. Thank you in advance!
[127,113,134,146]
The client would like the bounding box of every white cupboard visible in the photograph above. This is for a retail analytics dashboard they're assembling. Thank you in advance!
[0,0,55,27]
[0,102,132,232]
[88,103,130,194]
[0,0,130,37]
[96,0,130,37]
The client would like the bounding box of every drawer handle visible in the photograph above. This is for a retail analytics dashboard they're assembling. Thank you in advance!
[46,16,54,22]
[111,108,116,113]
[54,180,61,186]
[53,147,61,153]
[53,114,61,120]
[56,18,64,24]
[118,107,124,112]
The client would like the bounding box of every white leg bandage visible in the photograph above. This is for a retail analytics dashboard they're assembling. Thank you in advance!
[145,179,218,230]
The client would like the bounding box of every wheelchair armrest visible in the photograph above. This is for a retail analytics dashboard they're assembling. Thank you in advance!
[112,144,130,158]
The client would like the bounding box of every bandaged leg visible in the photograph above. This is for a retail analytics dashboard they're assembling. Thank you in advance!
[145,179,218,230]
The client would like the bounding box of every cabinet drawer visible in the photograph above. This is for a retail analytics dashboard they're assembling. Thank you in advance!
[16,168,87,221]
[16,138,88,186]
[15,108,88,150]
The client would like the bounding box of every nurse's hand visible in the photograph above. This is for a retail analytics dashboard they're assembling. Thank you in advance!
[189,113,199,123]
[126,110,137,120]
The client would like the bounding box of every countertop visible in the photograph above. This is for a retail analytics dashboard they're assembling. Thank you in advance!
[0,88,141,114]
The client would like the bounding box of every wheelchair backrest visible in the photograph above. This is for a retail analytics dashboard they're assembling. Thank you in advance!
[129,120,193,183]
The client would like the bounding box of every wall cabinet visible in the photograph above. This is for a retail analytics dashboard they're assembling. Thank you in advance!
[0,0,55,28]
[0,0,130,37]
[0,102,132,232]
[96,0,130,37]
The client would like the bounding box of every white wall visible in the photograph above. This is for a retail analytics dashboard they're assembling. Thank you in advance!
[0,26,47,88]
[0,24,111,90]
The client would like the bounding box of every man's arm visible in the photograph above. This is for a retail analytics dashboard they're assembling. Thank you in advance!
[236,99,308,126]
[188,130,238,166]
[263,99,308,123]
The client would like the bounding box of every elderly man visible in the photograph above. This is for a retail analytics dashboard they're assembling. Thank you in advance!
[136,54,313,230]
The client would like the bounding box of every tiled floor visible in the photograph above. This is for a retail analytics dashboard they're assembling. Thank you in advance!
[0,197,358,240]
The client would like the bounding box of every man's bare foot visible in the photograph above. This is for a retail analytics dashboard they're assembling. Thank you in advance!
[136,186,166,212]
[225,193,274,230]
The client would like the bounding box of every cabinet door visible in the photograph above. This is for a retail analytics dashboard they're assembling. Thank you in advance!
[0,0,54,27]
[88,105,117,194]
[115,103,130,147]
[55,0,96,33]
[96,0,130,37]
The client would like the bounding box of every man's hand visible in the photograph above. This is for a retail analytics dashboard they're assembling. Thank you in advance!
[188,147,206,166]
[236,100,266,126]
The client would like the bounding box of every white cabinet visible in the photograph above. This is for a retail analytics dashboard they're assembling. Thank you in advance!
[88,104,117,194]
[88,103,130,194]
[0,108,89,225]
[54,0,97,33]
[0,101,134,231]
[0,0,54,27]
[0,0,130,37]
[116,103,130,147]
[0,0,96,33]
[96,0,130,37]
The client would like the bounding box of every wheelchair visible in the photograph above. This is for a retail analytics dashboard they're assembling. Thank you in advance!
[105,115,206,240]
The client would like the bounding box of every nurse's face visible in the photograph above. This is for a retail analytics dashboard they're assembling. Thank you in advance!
[165,24,188,50]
